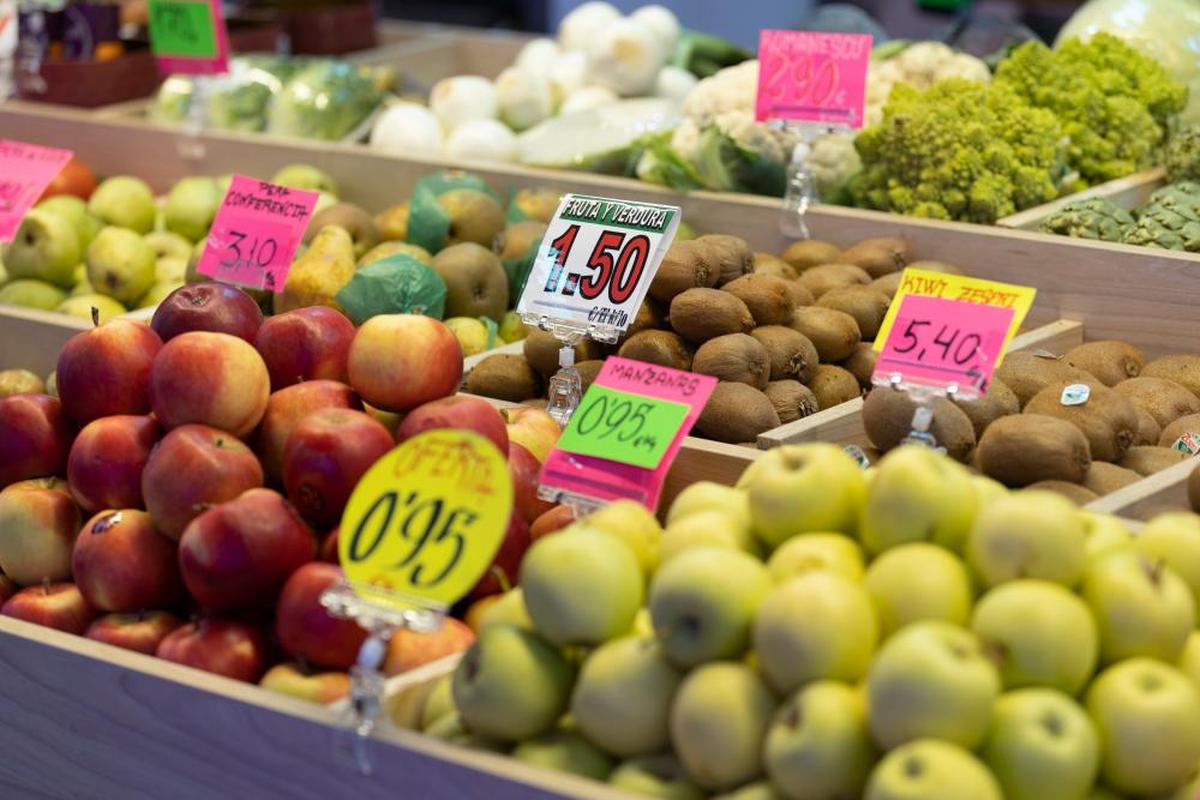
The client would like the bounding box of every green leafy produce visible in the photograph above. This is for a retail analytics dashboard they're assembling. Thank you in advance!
[670,29,752,79]
[1122,190,1200,252]
[1166,125,1200,183]
[693,124,788,196]
[206,57,308,132]
[149,76,193,123]
[266,61,384,141]
[516,98,681,174]
[1039,197,1134,241]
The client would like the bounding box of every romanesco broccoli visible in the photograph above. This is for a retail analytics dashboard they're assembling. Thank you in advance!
[1039,197,1134,241]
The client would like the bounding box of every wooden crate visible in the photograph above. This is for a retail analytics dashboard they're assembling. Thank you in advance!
[997,168,1166,231]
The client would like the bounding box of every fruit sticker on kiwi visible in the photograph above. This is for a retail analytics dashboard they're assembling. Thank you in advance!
[518,194,680,343]
[147,0,229,75]
[755,30,871,127]
[540,357,716,510]
[0,140,73,243]
[339,430,512,613]
[197,175,318,292]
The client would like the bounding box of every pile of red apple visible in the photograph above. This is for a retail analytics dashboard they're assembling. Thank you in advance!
[0,281,567,700]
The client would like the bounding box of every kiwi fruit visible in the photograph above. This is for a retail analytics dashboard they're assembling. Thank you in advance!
[764,380,819,424]
[523,329,599,378]
[696,234,754,286]
[869,272,903,299]
[952,378,1020,438]
[975,414,1091,486]
[861,387,976,462]
[1062,340,1145,387]
[668,288,755,343]
[576,360,604,394]
[1024,379,1139,462]
[994,352,1095,408]
[465,354,542,402]
[1158,413,1200,448]
[786,281,815,307]
[797,264,871,299]
[696,382,781,443]
[809,365,862,410]
[1113,377,1200,428]
[721,274,796,326]
[841,343,878,389]
[692,334,770,390]
[617,330,692,371]
[837,236,911,278]
[1082,462,1143,495]
[1118,445,1189,476]
[1028,480,1099,505]
[648,240,719,302]
[790,306,862,362]
[1134,407,1162,446]
[750,325,819,382]
[816,286,891,340]
[754,252,799,280]
[1189,464,1200,512]
[1142,355,1200,398]
[620,299,664,342]
[780,240,842,271]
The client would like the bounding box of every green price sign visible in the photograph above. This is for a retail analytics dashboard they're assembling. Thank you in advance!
[555,384,690,469]
[148,0,218,58]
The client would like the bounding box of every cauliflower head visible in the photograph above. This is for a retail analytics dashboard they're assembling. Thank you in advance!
[1039,197,1134,241]
[864,42,991,127]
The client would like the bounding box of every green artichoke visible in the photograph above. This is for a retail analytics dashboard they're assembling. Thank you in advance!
[1123,195,1200,251]
[1040,198,1135,242]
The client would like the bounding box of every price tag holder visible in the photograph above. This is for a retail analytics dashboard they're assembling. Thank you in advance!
[755,30,871,127]
[196,175,318,292]
[147,0,229,75]
[518,194,680,344]
[539,357,716,511]
[0,139,72,243]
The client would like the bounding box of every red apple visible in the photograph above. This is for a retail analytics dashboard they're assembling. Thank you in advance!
[347,314,463,413]
[86,610,184,655]
[150,282,264,344]
[467,510,531,600]
[254,381,360,484]
[530,504,576,541]
[0,478,81,585]
[56,319,163,426]
[142,424,264,540]
[320,528,339,564]
[281,408,394,528]
[259,662,350,704]
[502,406,560,462]
[396,395,509,454]
[178,488,315,613]
[148,331,270,437]
[0,573,16,605]
[0,393,72,488]
[254,306,356,391]
[509,442,554,524]
[67,415,160,513]
[2,582,96,634]
[275,562,367,670]
[39,157,97,201]
[383,617,475,676]
[73,509,182,612]
[156,617,268,682]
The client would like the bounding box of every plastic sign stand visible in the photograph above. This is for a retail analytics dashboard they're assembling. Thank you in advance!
[147,0,229,75]
[0,139,72,242]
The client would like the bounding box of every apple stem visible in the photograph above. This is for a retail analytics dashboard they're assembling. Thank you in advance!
[492,565,512,594]
[90,306,100,328]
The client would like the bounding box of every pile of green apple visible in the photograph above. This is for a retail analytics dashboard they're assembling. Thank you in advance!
[421,444,1200,800]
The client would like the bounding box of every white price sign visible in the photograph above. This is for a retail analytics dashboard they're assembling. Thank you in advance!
[518,194,680,338]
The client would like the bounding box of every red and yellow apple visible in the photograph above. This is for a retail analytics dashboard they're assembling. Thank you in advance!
[86,610,184,654]
[148,331,270,437]
[2,582,96,634]
[0,393,73,487]
[39,157,97,201]
[531,505,576,541]
[72,509,182,612]
[502,406,560,462]
[156,617,269,682]
[254,381,360,483]
[467,510,531,600]
[67,414,160,513]
[275,562,367,670]
[150,282,264,344]
[383,617,475,676]
[347,314,463,412]
[56,319,162,425]
[396,395,509,455]
[0,478,81,585]
[254,306,356,391]
[509,442,554,524]
[260,662,351,704]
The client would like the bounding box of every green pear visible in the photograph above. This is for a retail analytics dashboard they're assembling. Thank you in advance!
[0,279,67,310]
[271,163,339,196]
[477,587,533,632]
[417,674,454,732]
[1081,550,1194,664]
[511,728,614,780]
[439,188,505,248]
[56,293,126,323]
[966,489,1087,589]
[1080,511,1132,563]
[864,739,1002,800]
[137,281,184,309]
[609,754,703,800]
[1179,631,1200,689]
[275,225,356,314]
[982,688,1099,800]
[859,445,978,555]
[163,176,221,242]
[422,712,507,752]
[767,533,865,583]
[0,369,45,397]
[358,240,433,268]
[36,195,103,251]
[711,782,784,799]
[1085,788,1122,800]
[1135,511,1200,614]
[659,510,758,565]
[144,230,194,262]
[971,474,1008,508]
[87,176,156,233]
[70,276,96,297]
[155,257,188,285]
[4,208,82,288]
[86,226,156,305]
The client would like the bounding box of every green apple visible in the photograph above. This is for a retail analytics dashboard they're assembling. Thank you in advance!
[87,176,157,234]
[70,276,95,296]
[1155,770,1200,800]
[866,621,1000,750]
[1079,512,1132,563]
[271,163,339,196]
[0,369,44,397]
[580,499,663,578]
[711,781,784,799]
[418,674,455,731]
[0,279,67,310]
[970,579,1097,694]
[163,176,221,242]
[1136,512,1200,614]
[649,547,772,668]
[86,227,156,305]
[451,624,575,742]
[498,310,529,343]
[4,208,82,288]
[1179,631,1200,689]
[669,662,776,792]
[56,293,126,323]
[36,195,103,251]
[865,543,972,638]
[477,587,533,632]
[1080,550,1193,664]
[865,739,1002,800]
[982,688,1099,800]
[966,489,1087,589]
[144,230,194,262]
[972,474,1008,509]
[422,712,507,752]
[738,444,867,549]
[1085,658,1200,797]
[609,754,704,800]
[764,680,877,800]
[155,257,188,285]
[137,282,183,309]
[520,529,643,646]
[667,481,752,531]
[753,572,878,693]
[659,510,758,565]
[767,533,864,583]
[1085,788,1122,800]
[859,445,978,555]
[443,316,491,357]
[511,728,614,780]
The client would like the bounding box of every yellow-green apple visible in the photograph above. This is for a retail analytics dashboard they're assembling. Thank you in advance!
[859,446,978,555]
[666,481,752,531]
[0,478,81,585]
[347,314,463,412]
[40,156,97,201]
[281,408,394,527]
[970,579,1097,694]
[711,781,781,799]
[1,582,96,633]
[530,505,575,540]
[4,208,81,288]
[259,662,350,704]
[0,369,44,397]
[150,283,263,343]
[85,610,183,654]
[982,688,1099,800]
[864,543,972,638]
[754,572,878,693]
[609,754,703,800]
[737,444,867,549]
[768,533,865,584]
[659,510,758,565]
[383,617,475,676]
[1135,511,1200,613]
[471,587,532,632]
[1080,511,1132,563]
[648,547,772,668]
[520,528,643,646]
[179,488,315,612]
[1081,550,1194,664]
[501,406,560,462]
[764,680,877,800]
[275,562,368,670]
[141,423,264,540]
[38,196,102,255]
[509,441,555,525]
[570,636,682,757]
[396,394,509,455]
[144,230,192,262]
[422,713,507,751]
[254,306,356,391]
[254,381,360,483]
[467,511,531,599]
[416,674,454,731]
[163,176,220,242]
[148,331,270,437]
[56,319,162,425]
[1180,631,1200,688]
[87,175,156,233]
[966,490,1087,589]
[577,499,662,577]
[67,415,160,513]
[452,623,575,741]
[73,509,182,612]
[0,393,72,486]
[156,617,268,682]
[86,226,155,305]
[669,662,776,792]
[1086,658,1200,797]
[864,739,1002,800]
[866,621,1000,750]
[975,474,1008,507]
[512,728,615,780]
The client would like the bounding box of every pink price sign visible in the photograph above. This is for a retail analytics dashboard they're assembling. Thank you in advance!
[755,30,872,127]
[197,175,318,292]
[0,140,73,243]
[538,357,716,512]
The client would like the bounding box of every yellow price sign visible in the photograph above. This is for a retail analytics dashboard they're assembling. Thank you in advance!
[338,429,512,612]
